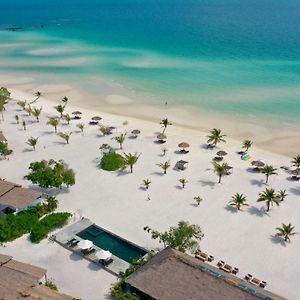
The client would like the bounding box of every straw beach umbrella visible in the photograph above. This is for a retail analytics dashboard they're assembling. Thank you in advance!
[78,240,93,250]
[96,250,112,261]
[72,111,82,115]
[178,142,189,150]
[157,133,167,143]
[131,129,141,138]
[216,150,227,157]
[251,160,265,167]
[291,168,300,179]
[91,116,102,121]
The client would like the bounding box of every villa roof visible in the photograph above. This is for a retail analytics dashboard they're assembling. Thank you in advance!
[0,253,12,265]
[0,180,42,209]
[126,248,281,300]
[0,131,6,143]
[0,254,72,299]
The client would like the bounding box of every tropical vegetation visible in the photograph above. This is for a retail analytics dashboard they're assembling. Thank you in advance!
[144,220,204,253]
[27,136,38,151]
[207,128,226,147]
[257,188,280,212]
[160,118,172,133]
[157,160,171,174]
[276,223,296,242]
[213,162,228,183]
[228,193,248,210]
[101,152,125,171]
[261,165,278,184]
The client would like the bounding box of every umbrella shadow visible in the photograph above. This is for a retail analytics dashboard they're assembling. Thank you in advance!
[269,235,287,247]
[289,187,300,196]
[225,205,238,214]
[250,179,265,187]
[69,252,83,261]
[199,179,217,188]
[246,167,260,173]
[247,206,269,217]
[88,261,102,271]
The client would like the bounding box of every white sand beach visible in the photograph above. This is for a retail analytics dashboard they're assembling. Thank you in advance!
[0,85,300,299]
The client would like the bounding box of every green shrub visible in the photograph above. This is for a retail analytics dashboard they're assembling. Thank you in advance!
[101,152,125,171]
[45,280,58,291]
[0,199,61,244]
[30,212,72,243]
[110,281,140,300]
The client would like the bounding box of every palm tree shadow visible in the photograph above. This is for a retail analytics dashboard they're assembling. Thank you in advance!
[247,206,269,217]
[289,187,300,196]
[225,205,238,214]
[199,179,217,188]
[22,148,33,153]
[42,131,55,135]
[270,235,287,247]
[150,172,165,177]
[250,179,265,187]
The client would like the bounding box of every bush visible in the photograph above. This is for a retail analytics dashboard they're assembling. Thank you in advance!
[0,199,61,244]
[110,281,140,300]
[101,152,125,171]
[30,212,72,243]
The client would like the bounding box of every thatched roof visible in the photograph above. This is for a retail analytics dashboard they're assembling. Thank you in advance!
[0,131,6,143]
[0,253,12,265]
[126,248,282,300]
[0,254,72,299]
[0,180,43,209]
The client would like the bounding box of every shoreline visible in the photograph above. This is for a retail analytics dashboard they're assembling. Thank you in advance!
[1,72,300,158]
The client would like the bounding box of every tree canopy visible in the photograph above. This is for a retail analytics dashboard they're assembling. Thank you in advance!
[144,220,204,253]
[24,159,75,189]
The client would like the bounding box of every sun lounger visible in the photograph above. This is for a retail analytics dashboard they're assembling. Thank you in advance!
[208,255,214,262]
[245,273,253,281]
[217,260,225,267]
[232,267,239,275]
[69,240,80,248]
[259,281,267,288]
[241,154,251,160]
[66,238,76,246]
[100,258,113,266]
[82,248,96,256]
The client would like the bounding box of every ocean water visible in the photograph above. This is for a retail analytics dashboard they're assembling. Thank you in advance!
[0,0,300,122]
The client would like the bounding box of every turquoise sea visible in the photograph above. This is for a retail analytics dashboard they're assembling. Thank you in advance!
[0,0,300,122]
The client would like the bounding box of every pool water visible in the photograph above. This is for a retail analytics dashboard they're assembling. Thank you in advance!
[77,225,147,263]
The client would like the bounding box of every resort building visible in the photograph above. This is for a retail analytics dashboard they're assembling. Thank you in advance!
[0,180,44,218]
[125,248,284,300]
[0,253,72,299]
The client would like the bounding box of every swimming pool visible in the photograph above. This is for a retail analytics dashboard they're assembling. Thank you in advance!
[77,225,148,264]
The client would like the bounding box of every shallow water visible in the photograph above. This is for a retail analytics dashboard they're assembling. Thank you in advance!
[0,0,300,122]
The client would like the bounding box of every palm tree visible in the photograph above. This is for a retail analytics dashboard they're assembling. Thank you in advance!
[0,98,8,121]
[15,115,19,124]
[242,139,252,151]
[261,165,278,184]
[31,107,42,122]
[17,100,27,111]
[277,189,288,202]
[213,162,228,183]
[47,118,59,133]
[257,188,280,212]
[194,196,203,206]
[99,125,111,136]
[291,155,300,168]
[76,123,84,133]
[25,105,32,116]
[54,104,65,118]
[142,179,151,190]
[162,147,168,156]
[62,96,68,103]
[179,178,188,189]
[123,152,140,173]
[113,133,126,149]
[34,91,41,100]
[157,161,171,174]
[160,118,172,134]
[27,137,38,150]
[276,223,296,242]
[57,132,72,144]
[228,193,249,210]
[207,128,226,147]
[22,120,26,131]
[63,113,71,125]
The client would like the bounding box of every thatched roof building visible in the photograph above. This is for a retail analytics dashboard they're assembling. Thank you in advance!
[126,248,284,300]
[0,180,43,211]
[0,253,72,299]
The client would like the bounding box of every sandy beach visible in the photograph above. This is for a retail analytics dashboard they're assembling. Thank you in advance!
[0,83,300,299]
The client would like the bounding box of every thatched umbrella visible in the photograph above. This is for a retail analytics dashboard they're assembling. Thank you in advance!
[72,111,82,115]
[291,168,300,177]
[157,133,166,140]
[178,142,190,149]
[251,160,265,168]
[132,129,141,135]
[216,150,227,157]
[91,116,102,121]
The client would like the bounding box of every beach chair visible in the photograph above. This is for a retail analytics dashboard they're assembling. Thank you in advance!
[245,273,253,281]
[66,238,76,246]
[217,260,225,267]
[83,248,96,256]
[259,281,267,288]
[69,240,80,248]
[100,258,113,266]
[208,255,214,262]
[232,267,239,275]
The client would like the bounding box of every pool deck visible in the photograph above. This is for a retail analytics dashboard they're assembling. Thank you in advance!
[54,218,130,275]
